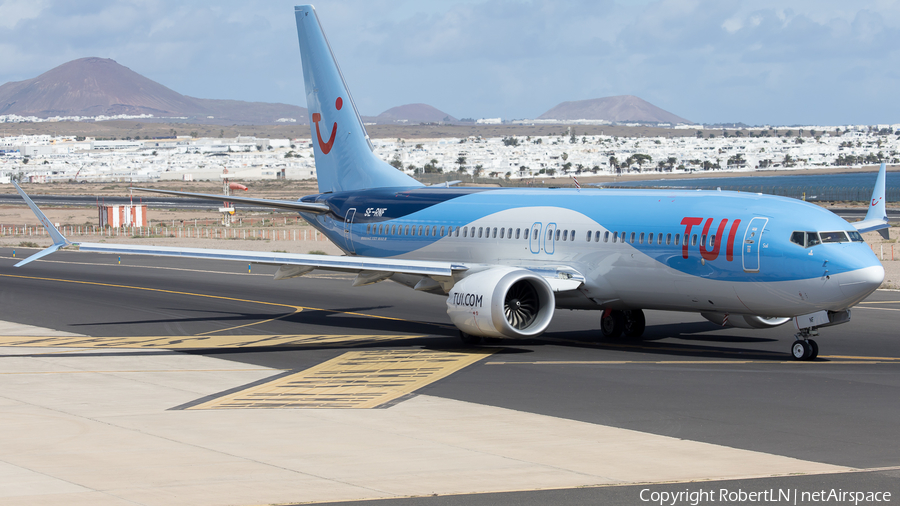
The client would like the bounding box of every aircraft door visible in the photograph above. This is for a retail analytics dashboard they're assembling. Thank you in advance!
[544,223,557,255]
[344,208,357,254]
[529,222,542,254]
[742,217,768,272]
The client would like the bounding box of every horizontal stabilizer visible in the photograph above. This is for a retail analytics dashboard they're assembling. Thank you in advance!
[133,188,330,214]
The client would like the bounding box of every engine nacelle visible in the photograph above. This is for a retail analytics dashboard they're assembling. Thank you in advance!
[447,267,555,339]
[701,312,792,329]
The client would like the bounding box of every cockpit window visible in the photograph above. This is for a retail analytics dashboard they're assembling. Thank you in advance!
[790,231,805,247]
[820,231,849,243]
[847,231,864,242]
[806,232,821,247]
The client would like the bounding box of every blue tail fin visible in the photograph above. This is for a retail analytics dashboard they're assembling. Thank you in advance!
[295,5,421,193]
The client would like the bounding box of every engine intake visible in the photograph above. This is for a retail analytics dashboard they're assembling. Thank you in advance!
[447,267,555,338]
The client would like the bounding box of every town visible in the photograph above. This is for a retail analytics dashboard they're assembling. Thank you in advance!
[1,123,898,184]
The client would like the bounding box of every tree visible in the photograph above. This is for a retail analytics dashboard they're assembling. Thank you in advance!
[561,152,568,162]
[502,137,519,147]
[389,158,402,169]
[456,156,467,171]
[608,156,618,171]
[569,129,577,144]
[547,168,557,176]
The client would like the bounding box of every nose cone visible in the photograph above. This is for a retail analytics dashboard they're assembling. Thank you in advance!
[839,264,884,304]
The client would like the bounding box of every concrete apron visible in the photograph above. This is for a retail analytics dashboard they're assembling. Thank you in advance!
[0,321,849,506]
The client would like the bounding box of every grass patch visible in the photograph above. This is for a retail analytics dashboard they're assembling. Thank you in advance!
[308,250,327,255]
[17,241,41,248]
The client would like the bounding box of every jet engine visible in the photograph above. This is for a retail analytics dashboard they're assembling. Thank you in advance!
[447,267,555,339]
[701,312,791,329]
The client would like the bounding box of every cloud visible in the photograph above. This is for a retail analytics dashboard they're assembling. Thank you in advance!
[1,0,900,125]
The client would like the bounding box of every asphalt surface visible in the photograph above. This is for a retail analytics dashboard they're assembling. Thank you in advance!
[1,248,898,505]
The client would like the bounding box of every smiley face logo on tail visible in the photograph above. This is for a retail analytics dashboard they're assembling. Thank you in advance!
[312,97,342,155]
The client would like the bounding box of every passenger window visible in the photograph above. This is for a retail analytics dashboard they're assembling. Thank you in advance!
[666,233,672,245]
[674,234,680,246]
[630,232,635,243]
[418,225,423,236]
[692,234,697,246]
[657,233,663,245]
[366,224,371,234]
[500,228,505,239]
[525,229,530,240]
[391,225,396,235]
[594,231,600,242]
[701,234,707,246]
[555,229,561,241]
[613,232,619,242]
[563,230,568,241]
[639,232,644,244]
[572,230,576,241]
[710,235,715,247]
[516,228,521,239]
[432,226,437,236]
[493,227,497,238]
[508,228,513,238]
[478,227,483,238]
[604,231,610,242]
[463,227,468,238]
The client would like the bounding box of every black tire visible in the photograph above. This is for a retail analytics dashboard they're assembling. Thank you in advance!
[808,339,819,360]
[459,330,483,345]
[623,309,646,338]
[601,310,625,338]
[791,340,811,360]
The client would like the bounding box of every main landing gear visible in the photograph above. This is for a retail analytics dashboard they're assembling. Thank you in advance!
[601,309,645,339]
[791,329,819,361]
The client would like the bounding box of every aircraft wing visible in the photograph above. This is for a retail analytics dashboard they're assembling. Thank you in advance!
[76,242,464,278]
[851,162,890,238]
[12,183,585,293]
[132,188,331,214]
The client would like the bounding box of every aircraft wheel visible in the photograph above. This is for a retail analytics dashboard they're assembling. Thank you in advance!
[623,309,646,338]
[791,340,812,361]
[459,330,483,345]
[808,339,819,360]
[601,310,625,338]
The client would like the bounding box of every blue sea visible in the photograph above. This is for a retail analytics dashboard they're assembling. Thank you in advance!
[594,171,900,202]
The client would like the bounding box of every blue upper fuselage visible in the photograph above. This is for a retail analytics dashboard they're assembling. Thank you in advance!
[299,186,880,284]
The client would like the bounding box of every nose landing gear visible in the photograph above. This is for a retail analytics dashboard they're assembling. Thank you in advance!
[791,329,819,361]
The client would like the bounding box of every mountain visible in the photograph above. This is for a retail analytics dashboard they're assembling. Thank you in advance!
[373,103,457,124]
[538,95,691,124]
[0,57,308,125]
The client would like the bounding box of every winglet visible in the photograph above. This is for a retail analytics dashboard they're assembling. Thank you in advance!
[852,162,890,238]
[11,181,69,267]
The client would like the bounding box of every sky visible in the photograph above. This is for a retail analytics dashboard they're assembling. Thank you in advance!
[2,0,900,126]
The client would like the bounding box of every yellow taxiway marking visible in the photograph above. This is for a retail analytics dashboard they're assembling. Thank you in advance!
[0,273,416,323]
[854,306,900,312]
[189,348,496,410]
[858,300,900,304]
[0,273,449,338]
[0,334,425,349]
[193,308,304,336]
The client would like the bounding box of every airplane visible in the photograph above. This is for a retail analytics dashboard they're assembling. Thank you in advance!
[11,5,891,361]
